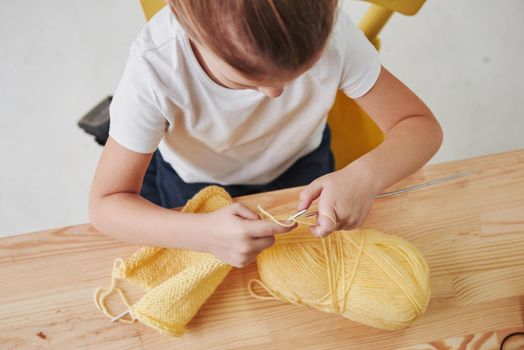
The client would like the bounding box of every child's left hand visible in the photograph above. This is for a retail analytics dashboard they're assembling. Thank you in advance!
[297,164,382,237]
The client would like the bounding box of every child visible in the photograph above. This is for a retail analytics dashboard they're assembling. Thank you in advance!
[89,0,442,268]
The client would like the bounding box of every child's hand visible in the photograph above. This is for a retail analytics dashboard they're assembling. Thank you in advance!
[297,165,381,237]
[200,203,296,267]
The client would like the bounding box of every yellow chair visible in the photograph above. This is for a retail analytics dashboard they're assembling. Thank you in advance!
[138,0,425,170]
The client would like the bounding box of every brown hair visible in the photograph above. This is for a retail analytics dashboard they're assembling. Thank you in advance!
[169,0,338,77]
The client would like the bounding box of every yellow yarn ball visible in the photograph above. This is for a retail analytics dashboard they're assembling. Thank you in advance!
[253,227,431,330]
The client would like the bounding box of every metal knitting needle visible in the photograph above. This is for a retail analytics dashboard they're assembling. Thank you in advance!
[287,209,319,222]
[288,170,474,218]
[375,170,475,198]
[288,209,308,220]
[111,310,130,322]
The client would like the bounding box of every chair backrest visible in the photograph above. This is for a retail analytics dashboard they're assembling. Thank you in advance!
[364,0,424,15]
[140,0,166,21]
[139,0,424,24]
[358,0,425,50]
[139,0,425,34]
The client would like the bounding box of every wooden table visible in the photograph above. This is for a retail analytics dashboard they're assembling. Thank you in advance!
[1,150,524,350]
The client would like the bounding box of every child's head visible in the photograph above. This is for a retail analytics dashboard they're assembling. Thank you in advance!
[169,0,338,97]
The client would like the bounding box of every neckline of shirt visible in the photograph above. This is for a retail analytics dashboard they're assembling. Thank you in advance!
[177,29,264,98]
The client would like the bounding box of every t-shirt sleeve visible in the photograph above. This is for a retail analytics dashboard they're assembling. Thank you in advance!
[335,11,382,99]
[109,45,166,153]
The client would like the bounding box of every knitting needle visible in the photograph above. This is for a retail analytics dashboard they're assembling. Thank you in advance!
[111,310,130,322]
[288,209,308,220]
[376,170,475,198]
[288,170,474,219]
[287,170,474,218]
[286,209,319,222]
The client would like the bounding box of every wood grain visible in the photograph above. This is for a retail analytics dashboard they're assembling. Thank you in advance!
[1,149,523,349]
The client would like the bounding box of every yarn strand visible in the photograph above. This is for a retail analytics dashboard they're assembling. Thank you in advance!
[343,232,365,309]
[93,258,136,324]
[257,205,314,227]
[247,279,280,300]
[343,235,426,316]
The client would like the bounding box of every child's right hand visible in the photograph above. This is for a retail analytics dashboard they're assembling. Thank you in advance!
[199,203,296,268]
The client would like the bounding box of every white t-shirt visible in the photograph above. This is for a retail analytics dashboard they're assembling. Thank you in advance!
[109,6,380,185]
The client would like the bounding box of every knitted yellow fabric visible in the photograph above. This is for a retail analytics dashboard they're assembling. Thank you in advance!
[94,186,232,336]
[249,213,431,331]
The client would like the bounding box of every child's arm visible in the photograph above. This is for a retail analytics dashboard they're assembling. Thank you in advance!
[298,66,443,236]
[89,137,294,267]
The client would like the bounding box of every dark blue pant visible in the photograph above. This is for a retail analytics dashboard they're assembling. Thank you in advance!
[140,125,335,208]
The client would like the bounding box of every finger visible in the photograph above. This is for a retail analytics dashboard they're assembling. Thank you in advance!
[311,215,337,237]
[251,236,276,252]
[249,220,297,238]
[230,203,260,220]
[312,197,338,237]
[232,255,257,268]
[297,180,323,211]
